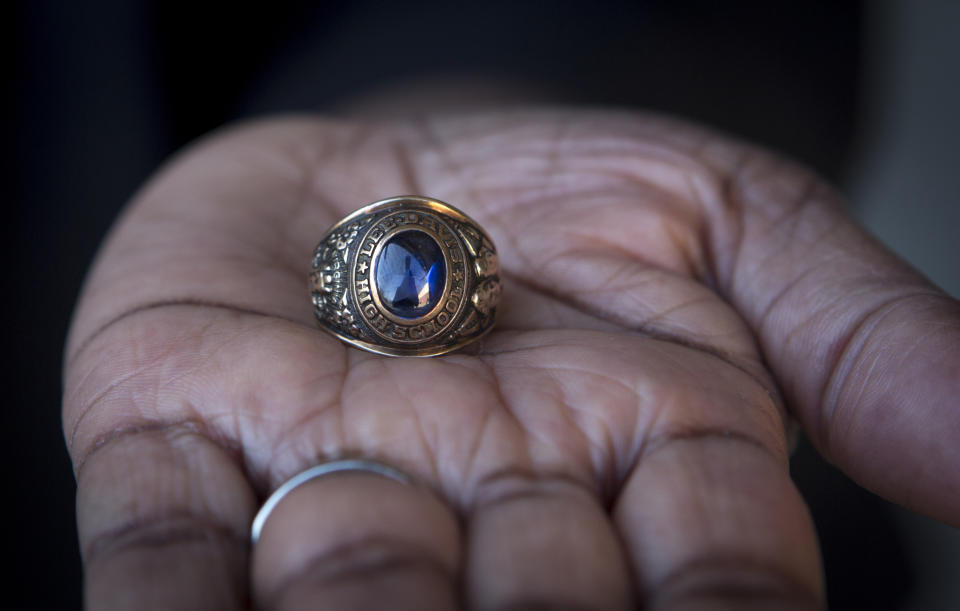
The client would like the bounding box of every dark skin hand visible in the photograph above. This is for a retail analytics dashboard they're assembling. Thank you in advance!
[64,108,960,610]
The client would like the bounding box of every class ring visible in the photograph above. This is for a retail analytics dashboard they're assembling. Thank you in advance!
[310,196,501,357]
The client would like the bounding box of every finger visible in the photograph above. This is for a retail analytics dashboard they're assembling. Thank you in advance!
[615,433,822,610]
[704,150,960,525]
[74,426,256,610]
[250,470,460,611]
[606,347,823,610]
[464,471,633,611]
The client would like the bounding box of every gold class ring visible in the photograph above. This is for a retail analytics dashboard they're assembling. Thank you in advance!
[310,196,501,357]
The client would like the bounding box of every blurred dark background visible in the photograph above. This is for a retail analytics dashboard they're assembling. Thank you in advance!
[9,0,959,608]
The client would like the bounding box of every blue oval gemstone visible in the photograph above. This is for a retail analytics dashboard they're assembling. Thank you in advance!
[374,230,446,319]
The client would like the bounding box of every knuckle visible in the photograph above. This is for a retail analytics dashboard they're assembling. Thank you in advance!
[261,536,453,609]
[83,511,246,567]
[651,555,823,611]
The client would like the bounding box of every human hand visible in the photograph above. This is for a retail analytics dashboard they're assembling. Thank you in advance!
[64,109,960,610]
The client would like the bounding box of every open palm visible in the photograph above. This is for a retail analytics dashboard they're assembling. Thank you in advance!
[64,110,960,610]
